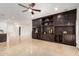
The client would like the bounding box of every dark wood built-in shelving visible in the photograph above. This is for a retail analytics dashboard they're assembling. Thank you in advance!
[0,34,7,42]
[32,9,76,46]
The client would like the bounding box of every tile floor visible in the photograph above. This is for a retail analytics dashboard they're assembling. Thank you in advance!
[32,39,79,56]
[0,39,79,56]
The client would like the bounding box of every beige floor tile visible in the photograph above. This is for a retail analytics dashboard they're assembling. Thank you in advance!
[0,39,79,56]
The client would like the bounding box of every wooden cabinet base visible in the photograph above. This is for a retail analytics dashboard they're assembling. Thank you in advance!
[0,34,7,42]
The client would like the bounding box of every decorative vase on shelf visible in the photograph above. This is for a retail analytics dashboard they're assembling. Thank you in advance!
[50,29,53,34]
[45,18,49,21]
[63,31,67,34]
[35,29,38,33]
[49,30,51,34]
[44,32,46,34]
[67,22,71,26]
[45,23,48,26]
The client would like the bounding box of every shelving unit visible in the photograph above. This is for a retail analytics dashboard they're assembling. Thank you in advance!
[32,9,76,46]
[0,34,7,42]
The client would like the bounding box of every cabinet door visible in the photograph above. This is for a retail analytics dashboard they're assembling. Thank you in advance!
[37,27,41,39]
[54,34,62,43]
[49,34,55,42]
[62,34,76,46]
[32,28,38,39]
[41,34,47,40]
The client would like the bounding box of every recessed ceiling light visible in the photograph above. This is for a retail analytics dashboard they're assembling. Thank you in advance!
[55,8,58,11]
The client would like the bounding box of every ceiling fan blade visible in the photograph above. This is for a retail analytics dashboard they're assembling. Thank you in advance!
[22,10,28,12]
[32,9,41,12]
[18,3,29,9]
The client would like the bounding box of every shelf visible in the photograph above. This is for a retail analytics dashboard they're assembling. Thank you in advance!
[32,9,76,46]
[42,25,53,27]
[54,25,75,27]
[43,20,53,23]
[41,25,75,27]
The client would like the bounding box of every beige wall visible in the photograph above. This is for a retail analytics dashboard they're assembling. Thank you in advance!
[76,7,79,48]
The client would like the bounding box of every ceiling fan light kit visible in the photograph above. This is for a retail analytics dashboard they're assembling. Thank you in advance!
[28,9,32,12]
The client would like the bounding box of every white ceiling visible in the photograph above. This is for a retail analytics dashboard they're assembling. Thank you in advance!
[0,3,31,25]
[32,3,79,19]
[0,3,79,25]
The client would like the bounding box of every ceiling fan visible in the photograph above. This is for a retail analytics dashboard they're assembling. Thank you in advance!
[18,3,41,15]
